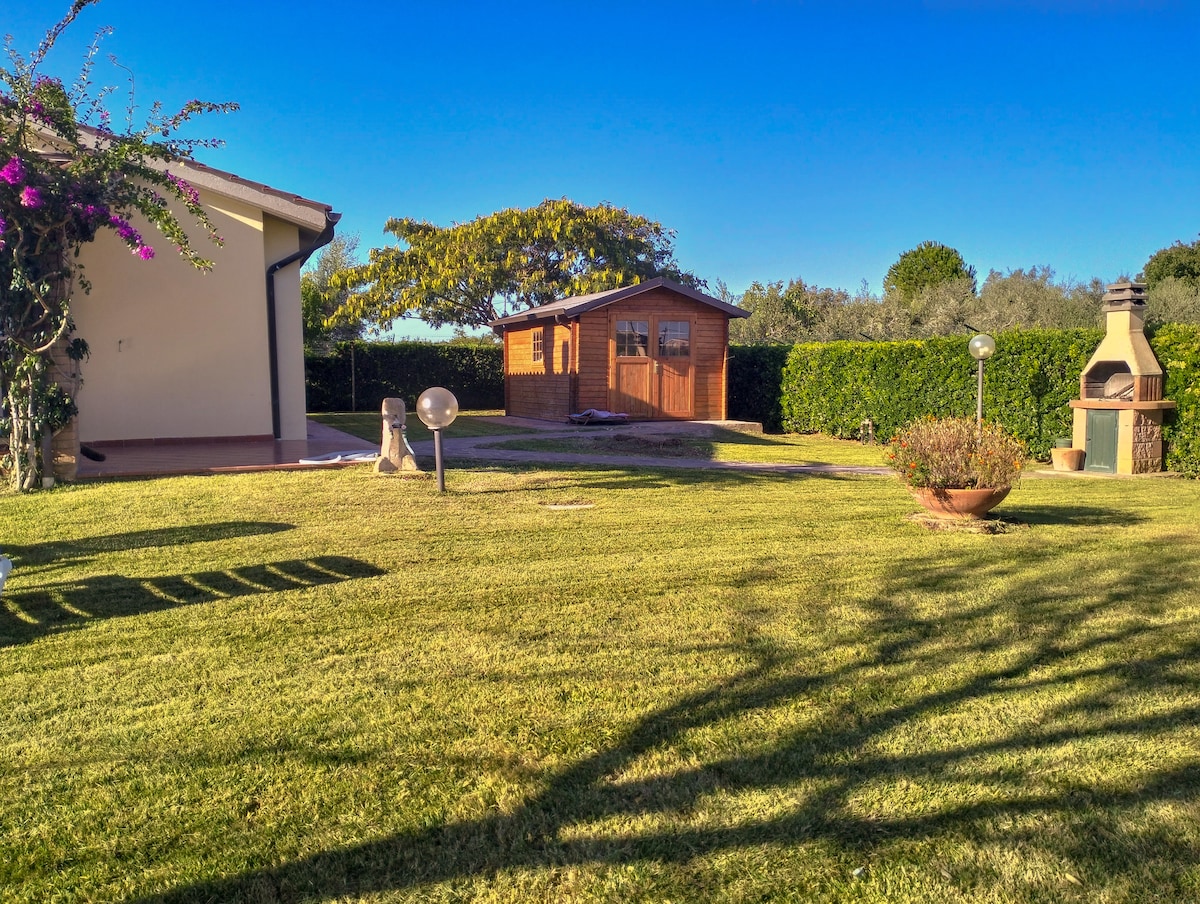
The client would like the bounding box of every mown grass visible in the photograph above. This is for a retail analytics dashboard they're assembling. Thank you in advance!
[311,410,530,444]
[485,427,888,466]
[1,464,1199,903]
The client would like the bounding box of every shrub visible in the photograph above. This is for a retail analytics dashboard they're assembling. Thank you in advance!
[778,330,1102,458]
[887,417,1027,489]
[306,342,503,413]
[727,344,791,432]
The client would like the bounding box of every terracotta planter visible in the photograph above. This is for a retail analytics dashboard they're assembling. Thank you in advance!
[909,486,1011,520]
[1050,447,1085,471]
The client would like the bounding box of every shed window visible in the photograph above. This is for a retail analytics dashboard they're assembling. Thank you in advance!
[532,329,544,363]
[658,321,690,357]
[616,320,649,357]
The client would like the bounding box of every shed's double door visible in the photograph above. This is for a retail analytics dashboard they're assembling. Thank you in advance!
[608,314,695,418]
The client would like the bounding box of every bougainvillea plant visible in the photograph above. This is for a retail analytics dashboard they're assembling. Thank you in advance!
[1,0,237,490]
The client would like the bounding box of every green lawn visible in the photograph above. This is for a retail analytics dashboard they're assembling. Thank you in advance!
[2,464,1198,902]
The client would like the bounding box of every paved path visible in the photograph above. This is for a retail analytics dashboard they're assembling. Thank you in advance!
[405,417,1108,479]
[409,419,895,477]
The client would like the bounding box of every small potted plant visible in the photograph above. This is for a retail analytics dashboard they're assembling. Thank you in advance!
[887,417,1026,519]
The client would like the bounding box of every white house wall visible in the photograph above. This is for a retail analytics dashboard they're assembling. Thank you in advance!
[73,191,280,443]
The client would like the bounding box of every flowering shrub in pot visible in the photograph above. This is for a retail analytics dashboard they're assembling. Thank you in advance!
[887,417,1026,518]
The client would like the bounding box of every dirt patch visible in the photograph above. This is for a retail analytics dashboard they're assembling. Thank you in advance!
[601,434,710,457]
[906,513,1030,534]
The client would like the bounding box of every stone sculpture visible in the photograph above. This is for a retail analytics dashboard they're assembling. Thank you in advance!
[375,397,419,473]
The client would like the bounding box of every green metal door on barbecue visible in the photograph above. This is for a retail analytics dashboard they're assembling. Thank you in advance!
[1085,409,1118,474]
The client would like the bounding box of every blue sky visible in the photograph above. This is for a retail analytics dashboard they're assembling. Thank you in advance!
[8,0,1200,339]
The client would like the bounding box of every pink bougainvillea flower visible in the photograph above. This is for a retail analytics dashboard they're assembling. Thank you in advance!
[136,245,155,260]
[0,156,25,185]
[20,186,43,208]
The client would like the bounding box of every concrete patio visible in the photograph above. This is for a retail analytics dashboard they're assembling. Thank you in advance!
[74,420,377,480]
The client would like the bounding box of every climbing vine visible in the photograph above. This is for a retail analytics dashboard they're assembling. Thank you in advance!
[1,0,236,490]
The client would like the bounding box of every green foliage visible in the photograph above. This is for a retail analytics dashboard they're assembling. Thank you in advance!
[769,326,1200,472]
[728,278,850,344]
[727,344,792,432]
[305,341,503,413]
[725,266,1109,348]
[883,241,977,299]
[1143,235,1200,289]
[778,329,1102,459]
[333,198,702,330]
[301,234,365,353]
[1145,276,1200,329]
[887,416,1026,489]
[1153,322,1200,476]
[976,267,1104,331]
[1,1,235,489]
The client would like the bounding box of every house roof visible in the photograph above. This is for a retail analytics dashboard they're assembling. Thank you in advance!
[489,276,750,329]
[72,124,336,234]
[168,157,334,234]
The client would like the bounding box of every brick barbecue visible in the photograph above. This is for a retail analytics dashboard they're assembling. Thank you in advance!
[1068,281,1175,474]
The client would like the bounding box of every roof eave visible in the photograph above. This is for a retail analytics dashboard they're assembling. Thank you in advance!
[489,277,749,328]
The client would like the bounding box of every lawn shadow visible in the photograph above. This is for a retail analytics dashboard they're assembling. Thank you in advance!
[5,521,295,570]
[127,534,1200,902]
[461,464,876,495]
[998,505,1150,527]
[0,555,383,647]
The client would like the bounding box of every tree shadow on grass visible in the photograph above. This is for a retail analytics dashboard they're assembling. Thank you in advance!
[463,464,880,496]
[123,533,1200,903]
[0,555,384,647]
[4,521,295,570]
[997,505,1150,527]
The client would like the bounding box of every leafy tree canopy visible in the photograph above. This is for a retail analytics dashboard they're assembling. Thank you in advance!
[729,278,850,344]
[333,198,703,330]
[1143,235,1200,289]
[884,241,977,300]
[302,234,364,353]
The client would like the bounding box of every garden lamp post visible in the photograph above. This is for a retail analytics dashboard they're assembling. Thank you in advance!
[968,333,996,435]
[416,387,459,493]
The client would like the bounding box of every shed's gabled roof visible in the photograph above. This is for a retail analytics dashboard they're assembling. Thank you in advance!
[488,276,750,329]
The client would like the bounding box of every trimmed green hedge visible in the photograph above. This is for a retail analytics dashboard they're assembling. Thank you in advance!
[778,330,1101,460]
[306,342,504,413]
[728,326,1200,474]
[307,331,1200,475]
[727,345,792,433]
[1157,324,1200,476]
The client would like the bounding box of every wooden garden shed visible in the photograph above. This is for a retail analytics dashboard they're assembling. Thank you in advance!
[489,277,749,421]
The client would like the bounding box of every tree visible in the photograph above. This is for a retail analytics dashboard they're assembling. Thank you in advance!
[884,241,977,300]
[729,278,850,344]
[975,267,1102,331]
[1,1,235,489]
[1143,236,1200,290]
[302,234,364,353]
[1146,276,1200,328]
[333,198,703,330]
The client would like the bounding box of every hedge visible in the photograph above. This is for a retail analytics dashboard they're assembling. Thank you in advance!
[306,342,504,413]
[1156,324,1200,476]
[728,325,1200,475]
[727,345,792,433]
[307,331,1200,475]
